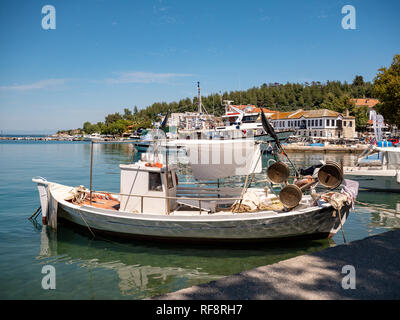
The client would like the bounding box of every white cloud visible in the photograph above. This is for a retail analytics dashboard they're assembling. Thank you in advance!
[105,71,193,84]
[0,79,67,91]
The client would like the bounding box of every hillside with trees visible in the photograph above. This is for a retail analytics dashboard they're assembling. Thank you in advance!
[75,74,378,135]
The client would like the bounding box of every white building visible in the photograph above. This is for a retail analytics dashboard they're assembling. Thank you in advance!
[268,109,356,139]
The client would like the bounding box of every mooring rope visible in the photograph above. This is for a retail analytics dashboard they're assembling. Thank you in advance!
[77,210,96,238]
[28,206,42,220]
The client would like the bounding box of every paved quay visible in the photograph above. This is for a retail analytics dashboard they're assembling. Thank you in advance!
[151,229,400,300]
[283,145,368,153]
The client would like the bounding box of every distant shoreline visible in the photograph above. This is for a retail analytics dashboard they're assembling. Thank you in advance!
[1,134,49,138]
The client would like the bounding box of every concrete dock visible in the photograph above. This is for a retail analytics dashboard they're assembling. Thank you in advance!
[151,230,400,300]
[283,144,368,153]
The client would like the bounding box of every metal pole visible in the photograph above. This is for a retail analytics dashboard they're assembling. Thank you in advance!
[90,141,94,205]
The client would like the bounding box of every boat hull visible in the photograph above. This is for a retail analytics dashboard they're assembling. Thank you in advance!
[33,180,351,243]
[344,169,400,192]
[56,198,349,243]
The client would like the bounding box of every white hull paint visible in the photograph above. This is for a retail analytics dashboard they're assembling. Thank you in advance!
[344,168,400,192]
[34,180,350,242]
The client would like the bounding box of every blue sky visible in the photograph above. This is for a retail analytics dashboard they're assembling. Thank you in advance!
[0,0,399,133]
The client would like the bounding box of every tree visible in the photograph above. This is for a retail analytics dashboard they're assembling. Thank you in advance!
[321,93,354,113]
[352,75,364,87]
[123,108,134,121]
[105,112,123,124]
[352,105,369,131]
[374,54,400,126]
[83,121,92,134]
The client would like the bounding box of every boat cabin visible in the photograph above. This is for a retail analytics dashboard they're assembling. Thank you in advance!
[119,154,178,214]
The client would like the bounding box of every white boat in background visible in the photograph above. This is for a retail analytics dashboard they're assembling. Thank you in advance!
[32,138,355,243]
[177,101,293,144]
[343,146,400,192]
[87,133,104,142]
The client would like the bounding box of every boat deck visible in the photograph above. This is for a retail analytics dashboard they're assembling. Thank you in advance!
[69,197,314,217]
[80,198,120,211]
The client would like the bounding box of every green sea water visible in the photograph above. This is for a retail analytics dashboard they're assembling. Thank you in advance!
[0,141,398,299]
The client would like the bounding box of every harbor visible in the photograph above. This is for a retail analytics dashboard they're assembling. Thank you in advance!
[1,138,400,300]
[1,0,399,306]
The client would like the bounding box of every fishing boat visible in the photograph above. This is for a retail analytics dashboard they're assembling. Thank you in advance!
[32,135,356,243]
[343,145,400,192]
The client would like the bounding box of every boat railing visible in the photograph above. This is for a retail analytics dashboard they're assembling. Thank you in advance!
[88,189,245,214]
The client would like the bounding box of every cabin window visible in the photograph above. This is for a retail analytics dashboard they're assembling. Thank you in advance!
[350,121,353,127]
[167,171,174,189]
[319,119,322,126]
[344,121,347,127]
[326,119,330,126]
[149,172,163,192]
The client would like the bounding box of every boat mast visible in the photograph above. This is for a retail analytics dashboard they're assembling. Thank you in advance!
[197,81,202,114]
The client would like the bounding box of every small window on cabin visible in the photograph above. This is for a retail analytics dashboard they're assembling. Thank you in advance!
[319,119,322,126]
[350,121,353,127]
[344,121,347,127]
[149,172,163,192]
[167,171,174,189]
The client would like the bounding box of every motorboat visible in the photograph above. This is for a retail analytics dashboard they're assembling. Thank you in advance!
[343,145,400,192]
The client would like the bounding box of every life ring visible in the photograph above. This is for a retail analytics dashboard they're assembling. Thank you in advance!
[155,162,163,168]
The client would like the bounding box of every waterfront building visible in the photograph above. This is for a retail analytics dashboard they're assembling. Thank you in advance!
[267,109,356,139]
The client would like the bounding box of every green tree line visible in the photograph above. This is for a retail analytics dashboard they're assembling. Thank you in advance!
[80,76,373,135]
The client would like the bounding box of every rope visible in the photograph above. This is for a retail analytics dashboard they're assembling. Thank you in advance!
[337,207,347,244]
[77,210,96,239]
[29,206,42,220]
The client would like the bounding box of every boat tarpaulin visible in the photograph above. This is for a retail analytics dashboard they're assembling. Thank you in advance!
[186,141,262,180]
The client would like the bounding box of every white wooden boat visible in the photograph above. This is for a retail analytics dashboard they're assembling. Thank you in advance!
[32,179,351,242]
[343,146,400,192]
[32,139,354,243]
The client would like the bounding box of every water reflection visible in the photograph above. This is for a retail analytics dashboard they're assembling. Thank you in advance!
[36,224,333,299]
